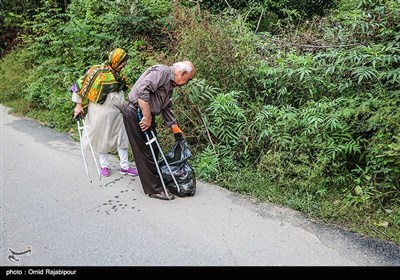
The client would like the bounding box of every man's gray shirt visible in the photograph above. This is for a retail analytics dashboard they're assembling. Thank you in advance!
[128,65,177,127]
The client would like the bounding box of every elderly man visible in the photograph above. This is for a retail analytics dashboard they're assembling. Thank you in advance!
[123,61,196,200]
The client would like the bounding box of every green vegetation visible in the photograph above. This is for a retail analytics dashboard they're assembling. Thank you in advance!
[1,0,399,245]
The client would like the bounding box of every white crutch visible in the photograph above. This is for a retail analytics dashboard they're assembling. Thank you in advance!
[76,113,101,182]
[137,108,180,200]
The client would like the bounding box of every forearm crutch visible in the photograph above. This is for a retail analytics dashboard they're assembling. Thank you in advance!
[76,113,101,183]
[136,108,180,199]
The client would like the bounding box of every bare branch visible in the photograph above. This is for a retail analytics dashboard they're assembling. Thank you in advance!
[269,38,361,49]
[255,8,264,34]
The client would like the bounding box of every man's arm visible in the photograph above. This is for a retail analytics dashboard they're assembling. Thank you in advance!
[162,102,183,140]
[162,101,177,127]
[136,66,168,131]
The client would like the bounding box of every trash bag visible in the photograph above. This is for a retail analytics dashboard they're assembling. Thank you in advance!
[158,139,196,197]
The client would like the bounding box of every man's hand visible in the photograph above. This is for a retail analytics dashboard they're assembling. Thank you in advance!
[137,100,152,131]
[171,124,183,140]
[139,115,152,131]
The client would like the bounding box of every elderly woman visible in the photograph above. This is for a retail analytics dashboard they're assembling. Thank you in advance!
[71,48,138,177]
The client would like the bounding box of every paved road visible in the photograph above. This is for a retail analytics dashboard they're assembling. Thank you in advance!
[1,105,400,266]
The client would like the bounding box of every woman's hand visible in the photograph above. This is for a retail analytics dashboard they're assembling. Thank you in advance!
[74,103,84,118]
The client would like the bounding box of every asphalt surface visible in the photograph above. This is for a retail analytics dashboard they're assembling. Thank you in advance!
[1,105,400,267]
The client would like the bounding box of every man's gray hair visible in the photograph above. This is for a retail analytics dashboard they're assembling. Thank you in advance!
[173,61,193,74]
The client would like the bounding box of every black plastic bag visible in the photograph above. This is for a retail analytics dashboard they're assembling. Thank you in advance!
[159,139,196,197]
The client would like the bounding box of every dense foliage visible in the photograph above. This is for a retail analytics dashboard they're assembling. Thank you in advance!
[1,0,399,245]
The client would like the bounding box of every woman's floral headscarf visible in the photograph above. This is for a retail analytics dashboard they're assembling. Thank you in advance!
[71,48,129,108]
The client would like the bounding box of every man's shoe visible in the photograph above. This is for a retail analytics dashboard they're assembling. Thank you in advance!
[149,191,175,200]
[101,167,110,177]
[119,167,138,176]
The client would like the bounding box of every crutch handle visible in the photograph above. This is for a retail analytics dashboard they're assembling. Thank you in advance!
[74,111,84,122]
[136,106,143,121]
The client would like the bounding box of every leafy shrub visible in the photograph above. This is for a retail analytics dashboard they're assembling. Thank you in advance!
[174,6,260,94]
[192,146,220,181]
[0,48,32,103]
